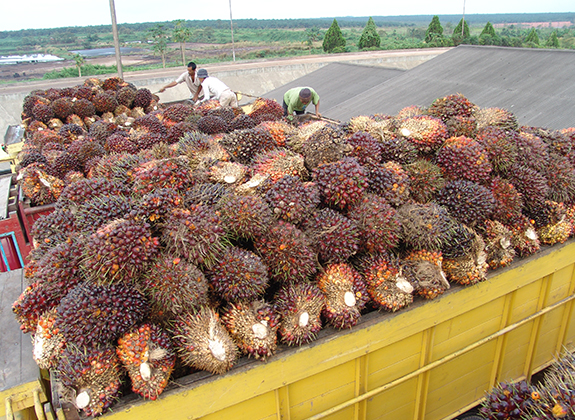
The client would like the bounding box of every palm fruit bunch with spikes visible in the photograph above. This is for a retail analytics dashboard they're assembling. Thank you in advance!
[48,152,83,179]
[396,105,426,119]
[397,202,457,251]
[193,99,221,116]
[140,253,209,324]
[258,120,295,147]
[116,323,176,400]
[161,206,226,268]
[300,124,352,170]
[197,115,229,134]
[88,120,118,142]
[427,93,476,122]
[178,131,229,168]
[81,218,159,284]
[365,160,410,206]
[216,193,273,240]
[131,113,168,137]
[32,309,65,370]
[88,153,146,186]
[32,102,55,124]
[316,263,369,329]
[56,345,123,417]
[545,153,575,203]
[481,219,516,270]
[444,114,477,138]
[514,131,550,173]
[102,76,124,91]
[489,177,525,228]
[475,107,519,132]
[51,97,75,121]
[302,208,360,264]
[166,121,197,144]
[252,148,309,182]
[264,175,320,225]
[401,249,450,299]
[171,307,239,374]
[221,300,280,360]
[378,134,418,165]
[184,182,229,207]
[435,180,496,227]
[132,157,192,195]
[345,115,376,133]
[132,88,153,110]
[207,106,237,124]
[248,97,283,123]
[354,252,414,312]
[19,150,47,169]
[72,98,97,119]
[131,131,164,151]
[22,94,50,120]
[442,227,488,286]
[116,85,137,108]
[479,380,534,419]
[397,115,448,154]
[346,131,383,166]
[440,221,479,260]
[18,163,65,205]
[163,103,195,123]
[55,282,148,347]
[510,218,541,257]
[476,126,519,174]
[346,193,401,254]
[33,237,83,284]
[404,159,445,204]
[435,135,493,183]
[287,120,328,152]
[56,177,131,212]
[67,138,106,165]
[220,127,277,165]
[255,220,317,284]
[75,195,135,233]
[92,91,119,115]
[274,282,325,346]
[129,187,183,226]
[207,161,248,185]
[206,246,269,303]
[313,157,368,211]
[524,200,566,230]
[531,202,573,246]
[30,209,76,247]
[229,113,257,131]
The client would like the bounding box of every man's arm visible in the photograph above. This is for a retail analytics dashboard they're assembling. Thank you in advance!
[158,81,177,93]
[314,100,321,117]
[192,85,203,102]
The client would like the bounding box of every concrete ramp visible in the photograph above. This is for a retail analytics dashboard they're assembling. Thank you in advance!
[319,45,575,130]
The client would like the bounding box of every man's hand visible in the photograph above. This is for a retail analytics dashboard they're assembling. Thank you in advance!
[158,87,166,93]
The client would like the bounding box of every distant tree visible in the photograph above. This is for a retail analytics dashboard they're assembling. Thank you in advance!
[479,22,500,45]
[73,53,84,77]
[481,22,497,38]
[172,20,192,65]
[524,28,540,46]
[546,30,560,48]
[304,27,321,49]
[358,17,381,50]
[322,19,346,53]
[452,18,470,45]
[425,15,443,43]
[149,24,169,68]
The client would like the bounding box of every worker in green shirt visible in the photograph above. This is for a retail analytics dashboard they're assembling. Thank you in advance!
[282,87,320,118]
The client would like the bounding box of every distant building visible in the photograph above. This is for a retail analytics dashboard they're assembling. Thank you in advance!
[0,54,64,65]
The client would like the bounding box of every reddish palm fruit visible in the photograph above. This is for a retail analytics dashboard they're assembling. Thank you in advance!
[116,85,137,107]
[51,97,75,121]
[56,345,123,417]
[217,193,274,239]
[274,282,325,346]
[221,300,280,360]
[436,180,496,227]
[30,209,76,247]
[479,380,533,420]
[132,88,153,109]
[116,323,176,400]
[87,153,146,185]
[132,157,193,195]
[404,159,445,204]
[354,252,413,312]
[435,136,492,184]
[32,102,55,124]
[207,105,237,123]
[166,121,197,144]
[300,124,352,170]
[397,202,457,251]
[475,107,519,132]
[252,148,309,182]
[171,307,239,374]
[22,94,51,119]
[287,120,328,153]
[444,114,477,138]
[265,175,320,225]
[481,220,516,270]
[206,246,269,302]
[193,99,221,115]
[197,115,229,134]
[490,177,525,227]
[72,97,97,118]
[515,130,550,173]
[48,152,83,179]
[316,263,369,329]
[257,120,295,147]
[346,131,383,165]
[132,113,168,137]
[129,187,183,225]
[34,237,83,284]
[18,163,65,205]
[303,208,360,264]
[476,126,519,174]
[75,195,135,233]
[428,93,476,121]
[131,131,165,150]
[230,113,257,131]
[88,119,118,142]
[442,229,488,286]
[248,98,283,122]
[81,218,159,284]
[254,220,317,284]
[67,137,106,164]
[345,115,377,133]
[55,282,148,347]
[56,177,132,211]
[161,206,226,268]
[397,115,448,154]
[32,309,65,370]
[220,127,277,165]
[440,222,479,259]
[401,249,450,299]
[365,160,410,206]
[102,76,124,91]
[313,157,368,211]
[545,153,575,203]
[92,91,119,115]
[508,216,541,257]
[378,134,418,165]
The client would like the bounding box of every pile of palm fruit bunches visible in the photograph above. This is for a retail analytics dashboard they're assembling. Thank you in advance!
[12,76,575,417]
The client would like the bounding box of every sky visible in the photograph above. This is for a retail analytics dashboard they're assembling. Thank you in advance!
[3,0,574,32]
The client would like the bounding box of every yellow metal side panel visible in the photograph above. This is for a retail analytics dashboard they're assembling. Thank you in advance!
[200,390,278,420]
[289,361,356,419]
[508,281,541,323]
[366,378,418,420]
[547,265,574,304]
[498,322,533,380]
[532,309,566,369]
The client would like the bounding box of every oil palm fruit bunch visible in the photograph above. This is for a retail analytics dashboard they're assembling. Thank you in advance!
[75,195,135,233]
[163,102,195,124]
[479,380,534,419]
[427,93,476,122]
[207,161,248,185]
[442,227,488,286]
[354,252,413,312]
[161,206,226,268]
[248,98,283,123]
[206,246,269,303]
[514,130,550,173]
[404,159,445,204]
[49,152,83,179]
[300,124,351,170]
[56,345,123,417]
[207,106,237,124]
[221,127,277,165]
[274,282,325,346]
[312,157,368,211]
[397,115,448,154]
[347,193,402,254]
[401,249,450,299]
[197,115,229,134]
[302,208,360,264]
[346,131,383,166]
[230,113,257,131]
[29,208,76,248]
[258,120,295,147]
[51,97,75,121]
[129,187,183,226]
[87,152,146,186]
[489,177,525,228]
[264,175,320,225]
[171,307,239,375]
[475,126,519,175]
[116,323,176,400]
[544,152,575,204]
[221,300,280,360]
[92,91,119,115]
[72,98,97,119]
[254,220,317,284]
[56,177,131,212]
[435,180,496,227]
[18,162,65,205]
[193,99,221,116]
[183,182,230,208]
[252,148,309,182]
[378,134,419,165]
[435,135,492,184]
[216,193,274,240]
[531,201,573,246]
[132,88,153,110]
[365,160,410,206]
[287,120,327,152]
[32,309,65,370]
[475,107,519,132]
[480,220,515,270]
[132,157,192,195]
[397,202,457,251]
[316,263,369,329]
